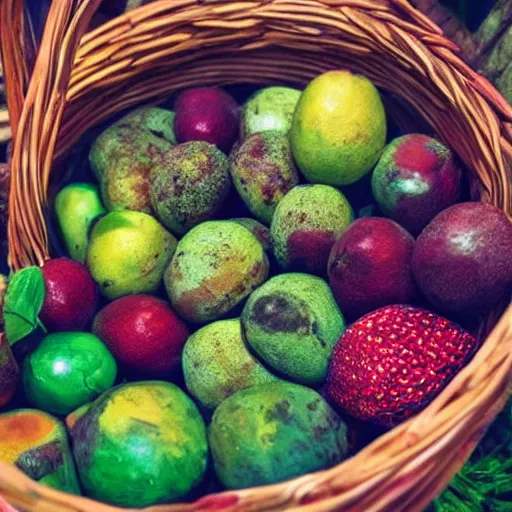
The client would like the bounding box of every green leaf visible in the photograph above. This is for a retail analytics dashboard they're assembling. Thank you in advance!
[3,266,45,345]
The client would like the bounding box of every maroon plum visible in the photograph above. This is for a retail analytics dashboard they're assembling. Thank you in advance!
[174,88,239,154]
[413,202,512,315]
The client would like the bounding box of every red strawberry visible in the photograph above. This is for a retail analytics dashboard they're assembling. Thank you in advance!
[325,305,477,427]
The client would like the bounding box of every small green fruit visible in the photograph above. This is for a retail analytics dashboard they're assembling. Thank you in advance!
[182,318,279,410]
[87,211,177,299]
[165,220,268,323]
[90,107,175,213]
[0,409,80,494]
[241,86,302,137]
[23,332,117,415]
[241,273,345,385]
[150,141,231,234]
[68,381,208,507]
[209,382,349,490]
[291,70,386,185]
[55,183,106,263]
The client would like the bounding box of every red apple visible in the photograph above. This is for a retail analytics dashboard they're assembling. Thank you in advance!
[39,258,98,331]
[328,217,416,319]
[174,87,239,153]
[92,295,189,377]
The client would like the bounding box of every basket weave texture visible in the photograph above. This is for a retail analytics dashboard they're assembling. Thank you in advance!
[0,1,511,511]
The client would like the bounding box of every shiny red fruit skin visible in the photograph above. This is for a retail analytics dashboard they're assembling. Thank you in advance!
[325,305,477,427]
[413,202,512,315]
[328,217,416,320]
[39,258,98,332]
[174,87,239,154]
[92,295,190,377]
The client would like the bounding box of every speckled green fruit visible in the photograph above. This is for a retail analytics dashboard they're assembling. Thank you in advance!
[241,273,345,385]
[209,382,348,490]
[165,221,269,323]
[150,141,231,234]
[232,218,272,252]
[55,183,106,263]
[271,185,353,274]
[23,332,117,415]
[90,107,175,213]
[241,86,302,137]
[0,409,80,494]
[183,318,279,410]
[87,211,177,299]
[67,381,207,507]
[230,131,299,224]
[291,70,386,185]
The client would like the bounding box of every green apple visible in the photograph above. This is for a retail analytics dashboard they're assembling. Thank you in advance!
[55,183,106,263]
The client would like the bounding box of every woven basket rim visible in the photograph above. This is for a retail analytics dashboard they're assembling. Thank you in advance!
[1,1,511,511]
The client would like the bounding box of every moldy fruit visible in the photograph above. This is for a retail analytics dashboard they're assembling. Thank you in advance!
[67,381,208,507]
[372,134,461,235]
[150,141,231,234]
[271,185,353,274]
[165,220,269,323]
[209,382,349,490]
[241,273,345,385]
[230,131,299,224]
[182,318,278,410]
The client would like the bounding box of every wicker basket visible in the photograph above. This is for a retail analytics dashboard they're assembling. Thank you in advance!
[1,1,511,511]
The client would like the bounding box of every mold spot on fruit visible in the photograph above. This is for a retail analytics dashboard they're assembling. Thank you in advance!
[251,294,309,334]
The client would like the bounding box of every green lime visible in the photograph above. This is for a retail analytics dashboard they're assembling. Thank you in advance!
[23,332,117,415]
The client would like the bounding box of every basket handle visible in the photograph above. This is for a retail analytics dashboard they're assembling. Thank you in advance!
[1,0,102,271]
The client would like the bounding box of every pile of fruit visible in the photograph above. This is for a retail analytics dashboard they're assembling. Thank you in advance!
[1,70,511,508]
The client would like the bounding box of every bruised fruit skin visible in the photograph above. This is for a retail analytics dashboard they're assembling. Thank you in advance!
[325,305,477,427]
[150,141,231,234]
[372,134,461,234]
[174,88,239,153]
[209,382,349,490]
[241,86,302,138]
[182,318,278,410]
[291,70,386,186]
[232,218,271,252]
[271,185,353,274]
[39,258,98,332]
[89,107,176,213]
[87,211,177,300]
[230,131,299,224]
[165,221,269,323]
[241,273,345,385]
[23,332,117,415]
[93,295,189,377]
[0,409,80,493]
[328,217,416,319]
[412,202,512,315]
[68,381,208,507]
